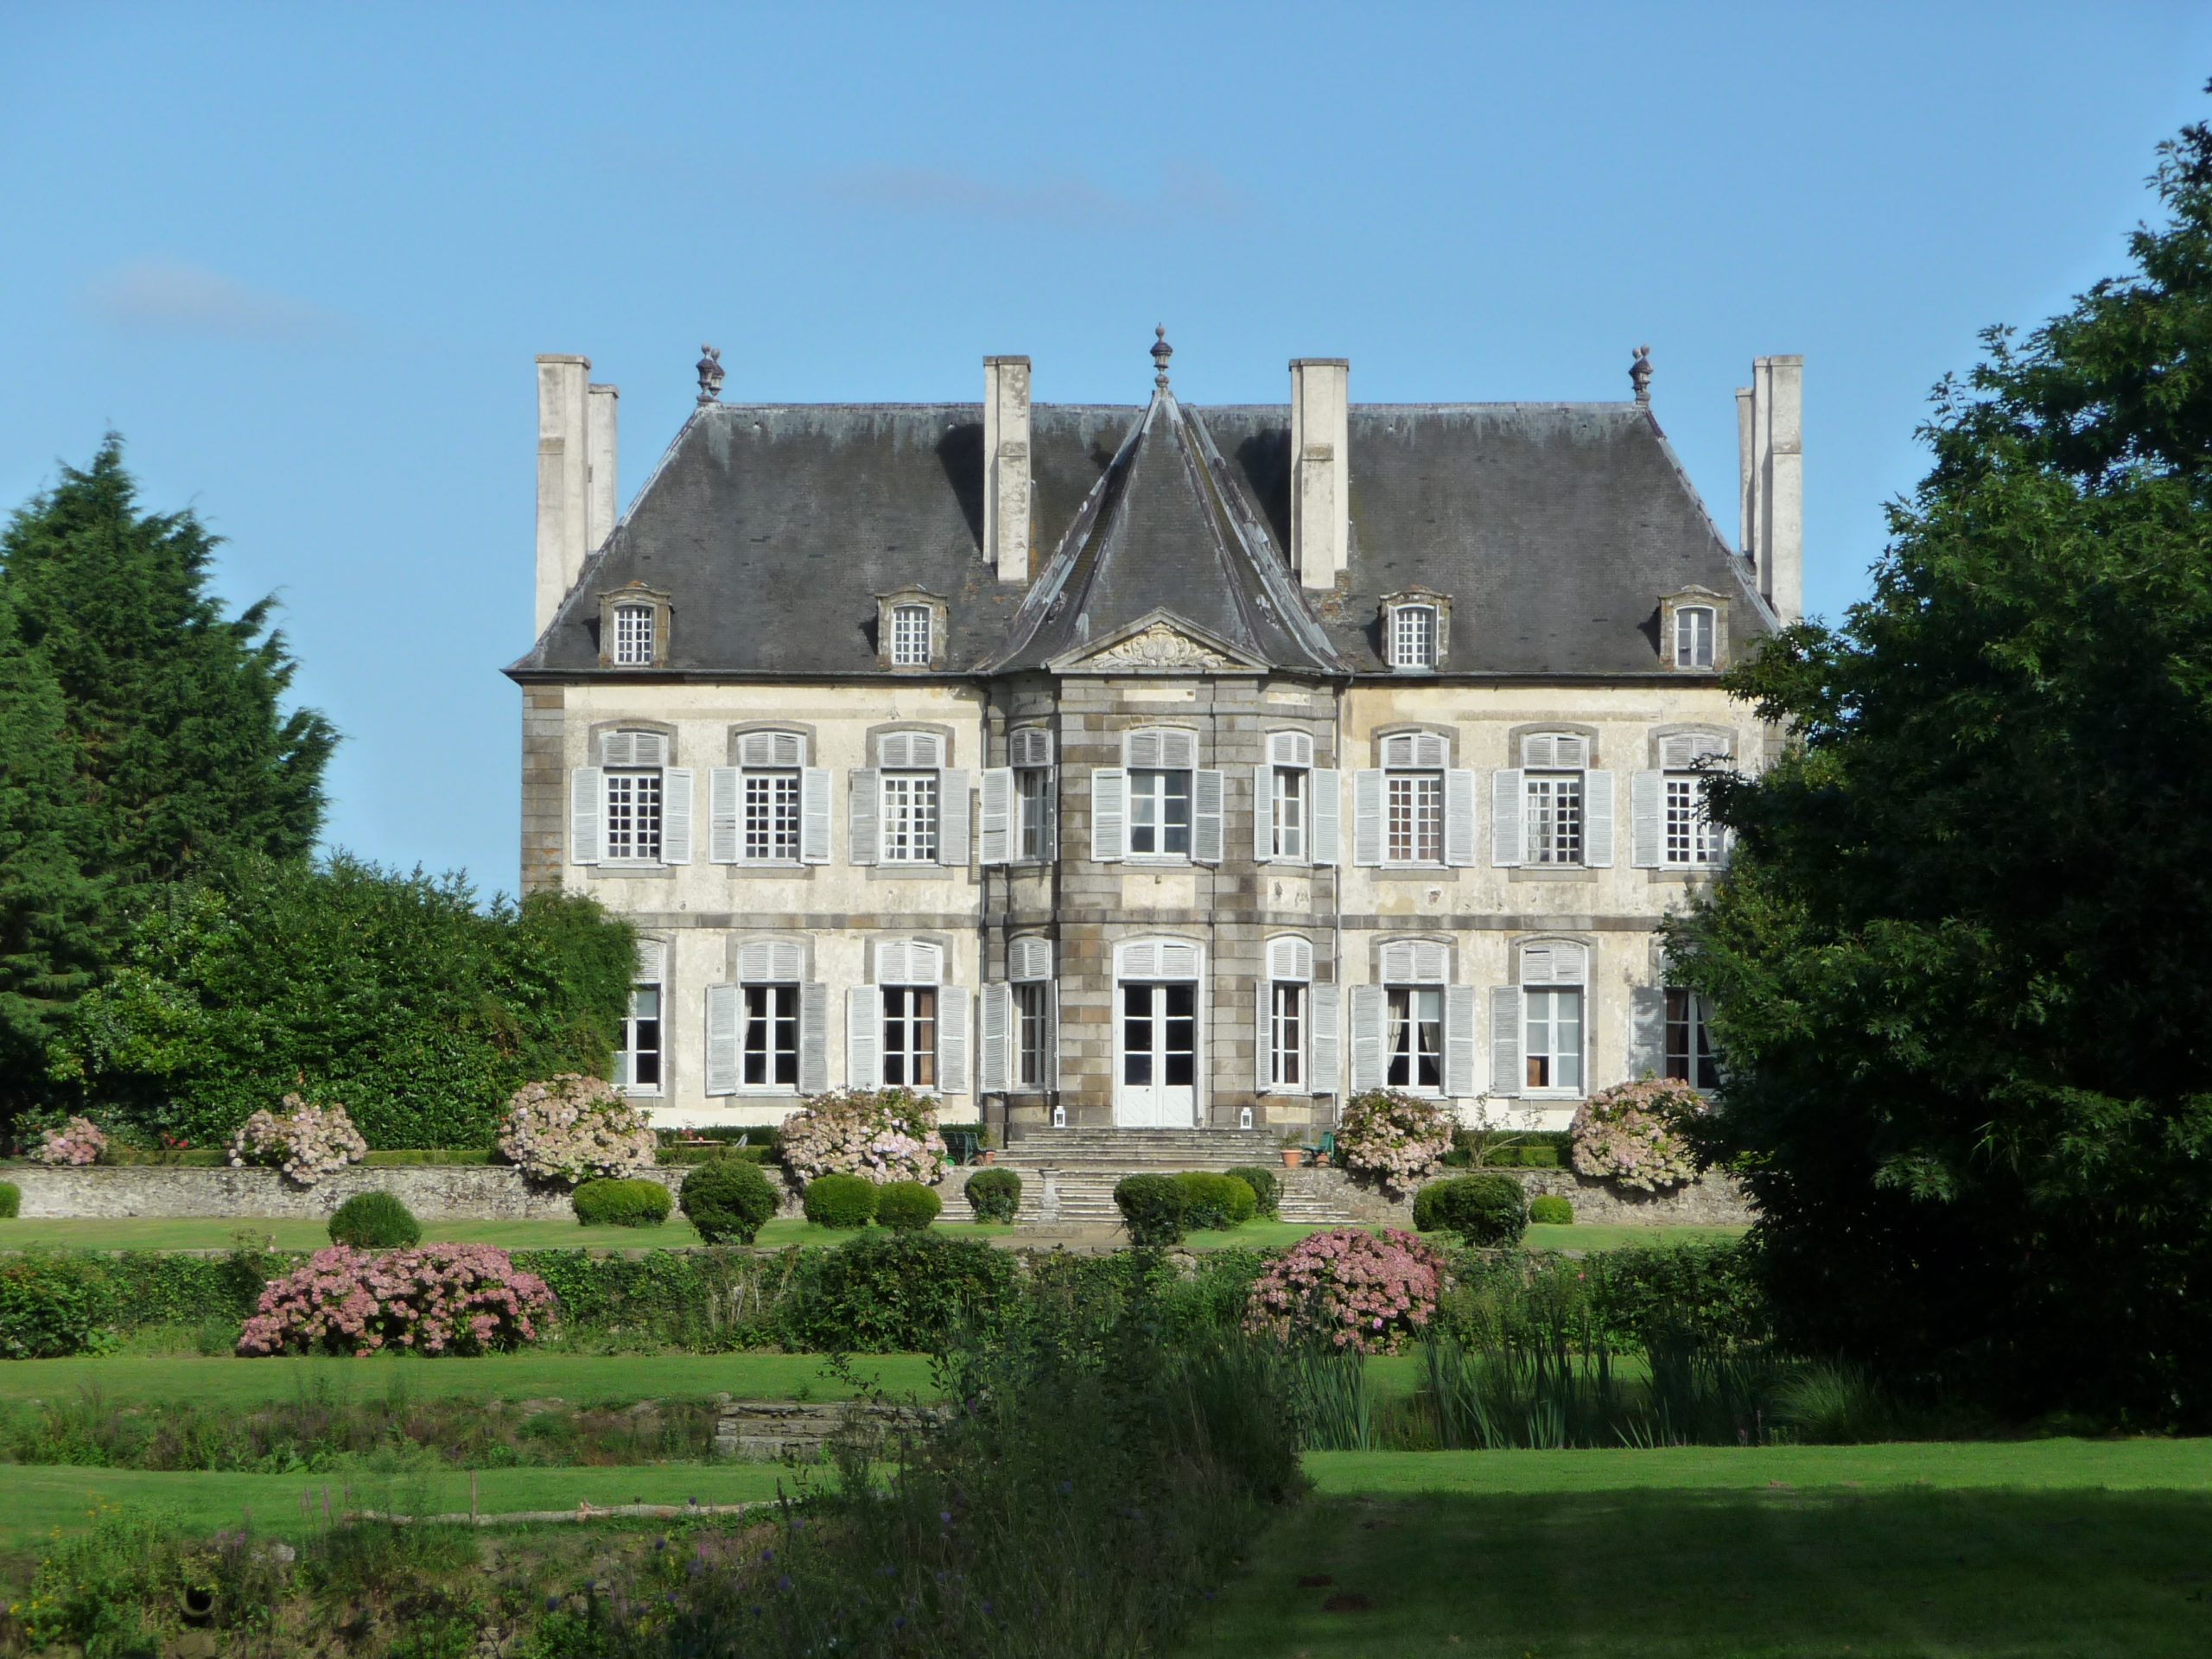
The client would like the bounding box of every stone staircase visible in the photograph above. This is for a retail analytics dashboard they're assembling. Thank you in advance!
[937,1128,1363,1230]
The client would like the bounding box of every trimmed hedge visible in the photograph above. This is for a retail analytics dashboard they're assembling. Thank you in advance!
[1414,1173,1529,1247]
[0,1181,17,1219]
[1529,1194,1574,1225]
[0,1252,115,1357]
[573,1177,674,1228]
[1173,1171,1255,1230]
[1225,1165,1280,1220]
[678,1158,779,1245]
[875,1180,942,1231]
[327,1191,422,1249]
[774,1231,1016,1352]
[803,1173,878,1230]
[963,1167,1022,1224]
[1114,1174,1186,1245]
[656,1144,773,1168]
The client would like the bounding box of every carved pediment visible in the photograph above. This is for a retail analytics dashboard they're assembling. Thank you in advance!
[1049,611,1264,676]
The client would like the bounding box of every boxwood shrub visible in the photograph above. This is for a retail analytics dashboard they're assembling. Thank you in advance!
[775,1230,1016,1352]
[1173,1171,1255,1230]
[963,1167,1022,1224]
[1114,1174,1187,1245]
[1529,1193,1574,1225]
[327,1191,422,1249]
[0,1181,18,1220]
[572,1177,674,1228]
[1415,1173,1529,1247]
[678,1157,779,1245]
[875,1179,942,1231]
[803,1173,879,1230]
[1224,1165,1280,1219]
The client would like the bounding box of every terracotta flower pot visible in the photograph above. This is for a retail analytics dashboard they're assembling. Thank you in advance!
[981,1149,997,1165]
[1281,1148,1302,1168]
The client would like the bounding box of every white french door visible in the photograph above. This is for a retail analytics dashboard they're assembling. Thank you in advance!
[1116,981,1198,1127]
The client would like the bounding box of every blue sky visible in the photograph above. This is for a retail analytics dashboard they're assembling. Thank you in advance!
[3,3,2206,896]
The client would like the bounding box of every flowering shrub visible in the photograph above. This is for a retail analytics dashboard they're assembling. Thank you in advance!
[1569,1077,1707,1191]
[33,1116,107,1166]
[1244,1227,1448,1355]
[779,1087,947,1185]
[227,1094,367,1186]
[237,1243,556,1357]
[1335,1090,1454,1196]
[497,1074,656,1185]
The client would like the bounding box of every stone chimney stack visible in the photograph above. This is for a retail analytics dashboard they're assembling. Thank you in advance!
[982,356,1033,582]
[1738,355,1803,625]
[1289,358,1349,590]
[535,353,592,635]
[586,381,620,554]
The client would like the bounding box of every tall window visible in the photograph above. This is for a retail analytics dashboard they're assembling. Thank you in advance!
[1270,981,1306,1089]
[743,771,800,861]
[1016,767,1050,860]
[605,768,663,861]
[1664,774,1720,866]
[1525,986,1584,1092]
[617,983,661,1092]
[1674,606,1716,670]
[1014,982,1046,1088]
[613,603,655,666]
[882,987,938,1087]
[742,984,799,1087]
[1666,988,1719,1090]
[890,604,932,666]
[1392,604,1438,669]
[1128,768,1192,855]
[881,772,939,862]
[1387,774,1442,863]
[1386,987,1443,1090]
[1526,772,1582,865]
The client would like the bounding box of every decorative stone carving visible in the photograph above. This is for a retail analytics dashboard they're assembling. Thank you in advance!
[1082,621,1235,671]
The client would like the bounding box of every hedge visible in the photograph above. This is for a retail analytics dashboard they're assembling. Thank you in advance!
[1173,1171,1255,1230]
[1224,1165,1280,1219]
[803,1174,879,1230]
[1414,1174,1529,1247]
[573,1178,674,1228]
[875,1181,942,1231]
[1114,1174,1186,1245]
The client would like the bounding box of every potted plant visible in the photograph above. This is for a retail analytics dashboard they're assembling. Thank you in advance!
[1280,1130,1304,1170]
[978,1124,999,1166]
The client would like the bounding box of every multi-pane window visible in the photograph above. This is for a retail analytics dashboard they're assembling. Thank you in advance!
[1664,775,1721,866]
[1526,772,1583,865]
[605,769,663,861]
[1016,768,1050,861]
[881,987,938,1087]
[742,983,799,1087]
[1014,982,1046,1089]
[1674,606,1716,670]
[1128,769,1192,856]
[617,984,661,1091]
[881,772,939,862]
[744,771,801,861]
[1524,987,1584,1092]
[1385,986,1443,1090]
[890,604,932,667]
[1270,981,1306,1089]
[1387,773,1442,863]
[613,604,655,666]
[1666,988,1720,1090]
[1272,766,1307,860]
[1392,604,1438,669]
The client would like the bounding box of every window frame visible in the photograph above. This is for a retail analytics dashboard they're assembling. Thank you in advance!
[616,981,663,1095]
[1013,981,1046,1090]
[1269,979,1306,1090]
[889,603,933,668]
[1665,987,1720,1090]
[1015,766,1051,861]
[1392,603,1439,670]
[1128,767,1193,858]
[1674,605,1716,670]
[612,603,656,667]
[1271,764,1308,861]
[740,982,801,1090]
[603,766,664,864]
[880,770,941,864]
[1662,772,1722,867]
[1384,984,1446,1095]
[881,985,939,1090]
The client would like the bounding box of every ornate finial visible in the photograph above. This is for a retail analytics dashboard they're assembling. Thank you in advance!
[1629,343,1652,404]
[1151,325,1173,391]
[696,344,725,405]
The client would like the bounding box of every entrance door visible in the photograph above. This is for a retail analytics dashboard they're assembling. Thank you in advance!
[1116,982,1197,1127]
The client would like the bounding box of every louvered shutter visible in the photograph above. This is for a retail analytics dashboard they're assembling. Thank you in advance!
[1309,983,1341,1094]
[1160,729,1197,769]
[1254,982,1272,1092]
[703,983,740,1096]
[846,987,880,1090]
[1011,728,1053,768]
[939,769,971,867]
[1159,940,1201,979]
[800,768,832,863]
[878,732,912,768]
[980,982,1012,1093]
[1049,981,1063,1091]
[1192,770,1224,863]
[709,768,741,863]
[1584,771,1615,868]
[1413,939,1448,983]
[1380,940,1414,982]
[1631,771,1664,868]
[1270,937,1313,980]
[570,767,603,864]
[1252,765,1274,862]
[1491,770,1524,866]
[1311,770,1341,867]
[1043,776,1058,861]
[1489,988,1522,1096]
[1349,985,1385,1092]
[877,940,912,985]
[1626,985,1667,1079]
[1126,729,1162,768]
[939,985,970,1095]
[980,768,1014,865]
[1122,940,1159,979]
[848,769,879,865]
[1444,984,1478,1098]
[661,769,695,863]
[1091,769,1127,861]
[798,982,829,1092]
[1010,938,1052,982]
[1352,770,1385,866]
[1444,769,1478,867]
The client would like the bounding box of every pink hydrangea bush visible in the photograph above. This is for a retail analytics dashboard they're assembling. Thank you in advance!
[1335,1090,1454,1197]
[1245,1227,1449,1355]
[238,1243,556,1357]
[33,1116,107,1166]
[779,1087,948,1185]
[497,1074,656,1185]
[228,1094,367,1186]
[1569,1077,1707,1191]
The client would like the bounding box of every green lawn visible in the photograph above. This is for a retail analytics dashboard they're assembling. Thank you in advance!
[0,1216,999,1252]
[1181,1441,2212,1658]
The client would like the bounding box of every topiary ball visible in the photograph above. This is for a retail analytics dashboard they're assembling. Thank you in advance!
[1172,1171,1255,1230]
[573,1176,674,1228]
[327,1190,421,1249]
[1529,1193,1574,1225]
[1224,1165,1281,1220]
[963,1166,1022,1224]
[875,1180,942,1231]
[1113,1173,1187,1246]
[1415,1173,1529,1247]
[679,1157,779,1245]
[803,1173,879,1230]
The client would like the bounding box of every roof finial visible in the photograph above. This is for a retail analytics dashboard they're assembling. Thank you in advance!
[1629,343,1652,404]
[1151,325,1173,391]
[696,344,725,405]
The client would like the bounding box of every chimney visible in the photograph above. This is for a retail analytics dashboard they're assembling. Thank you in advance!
[1738,355,1803,625]
[586,382,620,553]
[534,353,591,635]
[1289,358,1349,590]
[982,356,1032,582]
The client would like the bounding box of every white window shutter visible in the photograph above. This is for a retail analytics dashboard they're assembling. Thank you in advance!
[1444,769,1478,867]
[735,939,770,982]
[1251,765,1273,862]
[1380,940,1414,982]
[1444,984,1478,1098]
[570,766,603,864]
[848,768,879,866]
[1413,939,1448,983]
[703,983,740,1096]
[1311,769,1341,867]
[1584,770,1616,868]
[877,940,912,985]
[1125,729,1161,768]
[1011,938,1052,982]
[800,768,833,863]
[661,769,695,864]
[980,768,1014,865]
[1631,771,1663,868]
[1352,770,1385,866]
[1091,769,1127,861]
[1349,983,1385,1093]
[1160,729,1197,769]
[1050,981,1063,1091]
[846,987,880,1090]
[1192,769,1224,863]
[981,982,1012,1093]
[939,985,970,1095]
[1309,983,1341,1094]
[1491,770,1524,866]
[1270,937,1313,981]
[1627,985,1667,1079]
[1254,981,1272,1092]
[709,767,741,864]
[1043,778,1058,861]
[939,769,971,867]
[1159,941,1200,979]
[877,733,910,769]
[1489,987,1522,1096]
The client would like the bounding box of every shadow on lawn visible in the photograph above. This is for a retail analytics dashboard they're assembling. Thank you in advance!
[1181,1487,2212,1659]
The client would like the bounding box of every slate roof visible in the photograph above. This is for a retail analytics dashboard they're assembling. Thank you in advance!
[508,381,1769,682]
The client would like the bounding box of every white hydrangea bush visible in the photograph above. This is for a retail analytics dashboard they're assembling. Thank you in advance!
[779,1088,948,1186]
[1335,1090,1455,1198]
[497,1073,656,1185]
[229,1094,369,1187]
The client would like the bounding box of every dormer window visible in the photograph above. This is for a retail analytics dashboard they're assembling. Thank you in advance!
[1674,606,1715,670]
[1380,589,1452,672]
[891,605,932,667]
[597,585,671,670]
[875,588,950,671]
[1659,588,1728,672]
[613,603,655,666]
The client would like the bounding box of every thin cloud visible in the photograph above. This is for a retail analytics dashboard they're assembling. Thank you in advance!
[804,162,1251,226]
[82,260,340,340]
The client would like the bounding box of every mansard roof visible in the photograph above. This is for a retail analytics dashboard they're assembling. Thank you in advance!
[507,378,1769,683]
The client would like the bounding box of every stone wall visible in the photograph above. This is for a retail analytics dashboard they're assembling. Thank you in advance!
[1281,1165,1753,1229]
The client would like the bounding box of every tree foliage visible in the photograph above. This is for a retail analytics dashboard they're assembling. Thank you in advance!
[1668,108,2212,1424]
